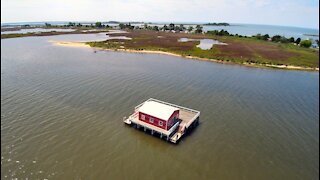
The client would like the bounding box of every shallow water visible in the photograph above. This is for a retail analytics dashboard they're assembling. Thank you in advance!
[1,28,75,34]
[1,34,319,180]
[179,38,227,50]
[47,32,131,42]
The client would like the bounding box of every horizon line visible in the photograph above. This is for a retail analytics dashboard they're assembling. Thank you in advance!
[1,20,319,30]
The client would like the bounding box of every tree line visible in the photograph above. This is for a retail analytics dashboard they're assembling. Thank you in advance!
[207,30,315,48]
[118,23,204,34]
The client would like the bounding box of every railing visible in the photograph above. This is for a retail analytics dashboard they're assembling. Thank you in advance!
[131,98,200,129]
[185,115,200,128]
[167,121,180,135]
[134,101,145,111]
[148,98,200,128]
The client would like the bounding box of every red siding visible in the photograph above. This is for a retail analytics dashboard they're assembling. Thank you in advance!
[139,112,167,130]
[166,110,179,130]
[139,110,180,130]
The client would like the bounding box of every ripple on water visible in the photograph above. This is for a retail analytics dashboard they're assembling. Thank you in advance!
[1,33,319,180]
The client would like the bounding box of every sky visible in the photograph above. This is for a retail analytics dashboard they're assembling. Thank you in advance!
[1,0,319,29]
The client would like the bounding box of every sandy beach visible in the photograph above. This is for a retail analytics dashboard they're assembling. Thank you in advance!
[49,41,91,48]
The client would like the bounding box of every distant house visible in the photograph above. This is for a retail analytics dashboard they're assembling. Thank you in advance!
[138,101,180,131]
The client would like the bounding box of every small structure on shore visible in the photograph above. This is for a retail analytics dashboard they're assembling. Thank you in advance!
[123,98,200,144]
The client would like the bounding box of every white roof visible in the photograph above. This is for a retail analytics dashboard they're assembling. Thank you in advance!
[138,101,179,121]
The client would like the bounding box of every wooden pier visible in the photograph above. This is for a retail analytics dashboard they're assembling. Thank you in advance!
[123,98,200,144]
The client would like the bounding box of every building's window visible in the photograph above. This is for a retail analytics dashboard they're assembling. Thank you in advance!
[149,117,154,123]
[141,114,145,120]
[159,121,163,126]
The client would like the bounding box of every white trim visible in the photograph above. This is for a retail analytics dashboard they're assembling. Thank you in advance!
[138,101,179,121]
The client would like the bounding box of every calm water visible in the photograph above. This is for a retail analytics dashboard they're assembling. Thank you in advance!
[178,38,227,50]
[1,34,319,180]
[203,24,319,40]
[2,22,319,40]
[150,22,319,40]
[1,28,75,35]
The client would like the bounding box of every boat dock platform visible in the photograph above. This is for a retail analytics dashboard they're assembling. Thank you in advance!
[123,98,200,144]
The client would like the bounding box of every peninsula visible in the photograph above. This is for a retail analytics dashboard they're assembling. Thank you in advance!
[2,23,319,71]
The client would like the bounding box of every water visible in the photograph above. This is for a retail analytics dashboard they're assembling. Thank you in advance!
[148,23,319,40]
[1,28,75,35]
[1,34,319,179]
[178,38,227,50]
[2,22,319,40]
[202,23,319,40]
[46,32,130,43]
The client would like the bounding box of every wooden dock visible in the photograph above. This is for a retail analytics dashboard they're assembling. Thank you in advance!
[123,98,200,144]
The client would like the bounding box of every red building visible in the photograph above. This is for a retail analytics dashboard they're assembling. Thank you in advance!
[138,101,179,131]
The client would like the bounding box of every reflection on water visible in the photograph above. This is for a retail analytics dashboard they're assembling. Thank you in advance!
[45,32,131,43]
[1,28,75,34]
[1,34,319,180]
[178,38,227,50]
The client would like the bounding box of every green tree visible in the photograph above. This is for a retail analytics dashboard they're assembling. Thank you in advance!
[219,29,229,36]
[195,25,203,34]
[174,25,180,31]
[119,23,125,29]
[288,37,295,43]
[255,33,262,39]
[271,35,281,42]
[295,38,301,44]
[152,26,159,31]
[169,23,175,31]
[280,36,289,43]
[299,40,312,48]
[179,24,185,31]
[163,24,168,31]
[127,23,134,30]
[262,34,270,40]
[95,22,102,28]
[68,22,75,27]
[187,26,194,32]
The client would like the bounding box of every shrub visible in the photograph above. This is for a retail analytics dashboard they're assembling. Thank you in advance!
[289,37,295,43]
[295,38,301,44]
[262,34,270,40]
[271,35,282,42]
[280,36,289,43]
[255,34,270,41]
[299,40,312,48]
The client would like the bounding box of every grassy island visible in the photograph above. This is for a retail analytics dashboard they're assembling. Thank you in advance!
[2,23,319,70]
[86,30,319,70]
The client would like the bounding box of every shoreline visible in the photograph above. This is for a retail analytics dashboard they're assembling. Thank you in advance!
[50,41,319,71]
